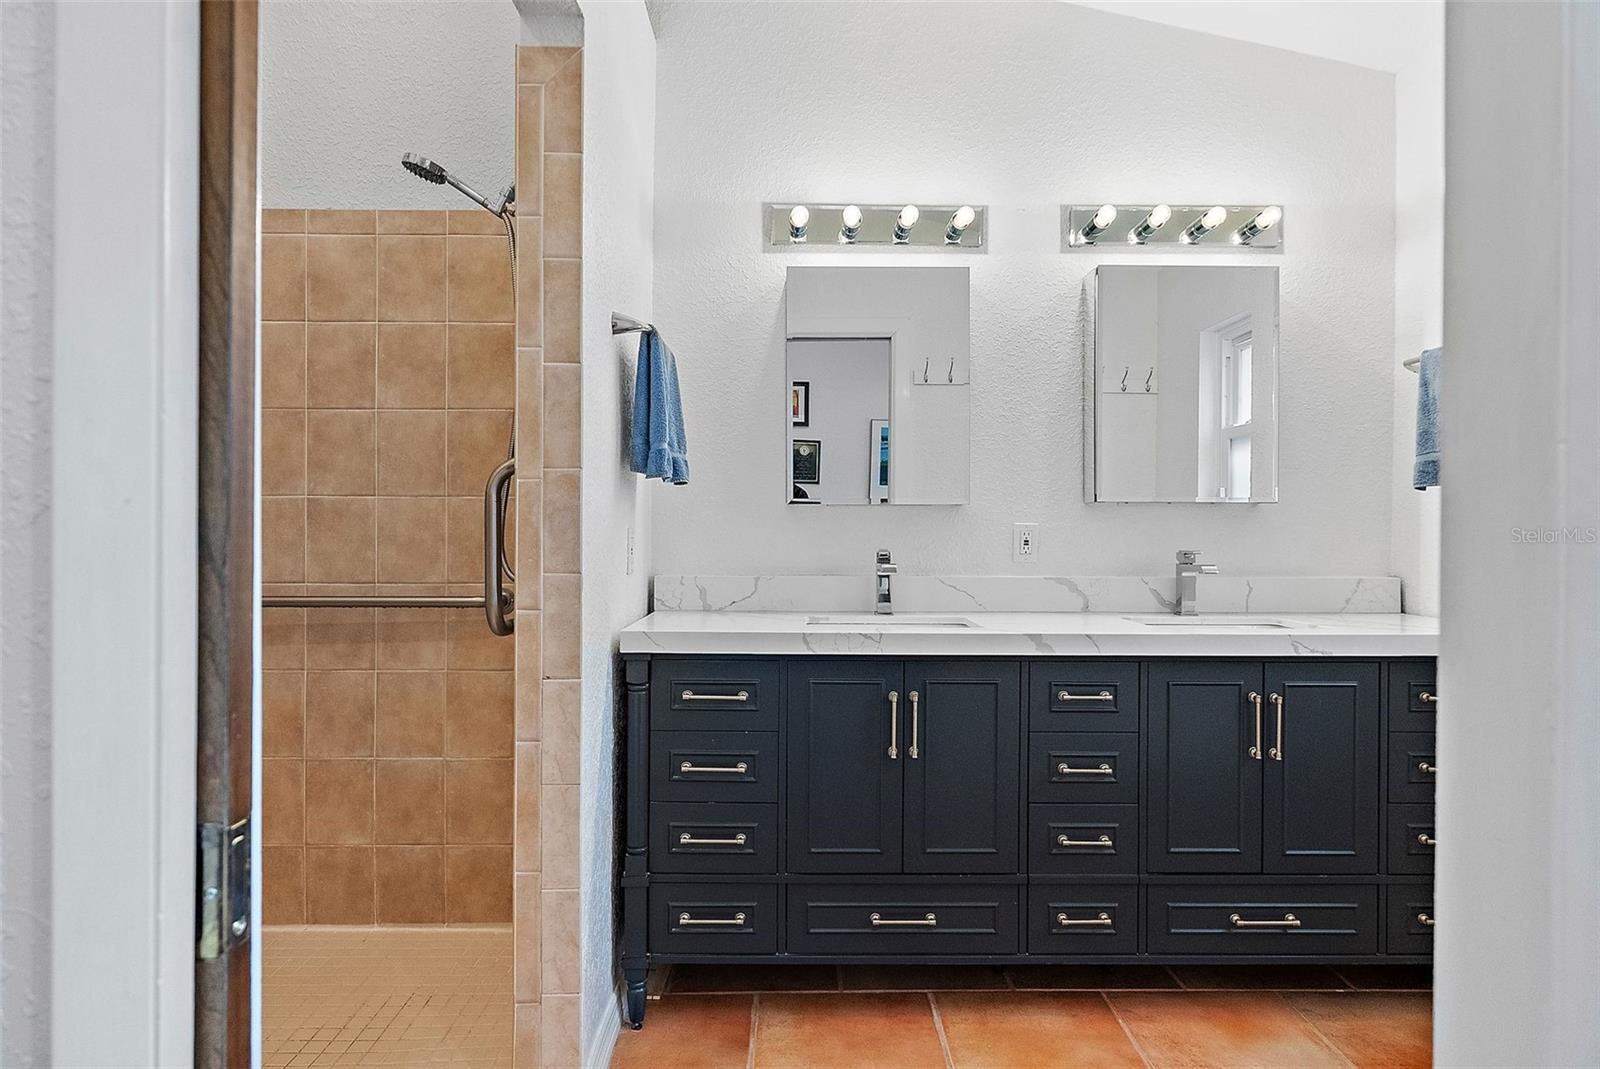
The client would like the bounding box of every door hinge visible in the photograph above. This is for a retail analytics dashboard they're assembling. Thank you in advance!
[197,815,251,960]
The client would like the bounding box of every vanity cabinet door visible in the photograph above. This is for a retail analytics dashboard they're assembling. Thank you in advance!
[1148,662,1264,874]
[902,661,1021,874]
[1262,663,1380,874]
[786,661,905,873]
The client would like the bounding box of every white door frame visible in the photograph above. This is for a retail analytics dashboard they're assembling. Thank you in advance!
[49,2,202,1064]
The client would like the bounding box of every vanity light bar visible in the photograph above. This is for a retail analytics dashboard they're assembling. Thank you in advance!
[765,203,986,250]
[1061,204,1284,251]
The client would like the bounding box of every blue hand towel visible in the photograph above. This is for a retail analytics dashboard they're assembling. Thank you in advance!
[1413,346,1441,489]
[629,329,690,484]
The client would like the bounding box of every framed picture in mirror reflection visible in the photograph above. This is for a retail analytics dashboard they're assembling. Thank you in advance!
[792,439,820,484]
[790,381,810,426]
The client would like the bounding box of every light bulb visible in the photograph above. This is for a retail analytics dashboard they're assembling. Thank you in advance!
[1128,203,1173,244]
[1230,205,1282,246]
[945,205,976,244]
[1077,203,1119,244]
[788,204,810,242]
[892,204,920,243]
[1181,205,1228,244]
[839,204,862,243]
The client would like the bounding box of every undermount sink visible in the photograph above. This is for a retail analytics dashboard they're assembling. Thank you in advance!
[805,614,976,628]
[1129,616,1291,629]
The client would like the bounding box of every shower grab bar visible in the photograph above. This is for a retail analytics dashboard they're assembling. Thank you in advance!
[262,458,517,637]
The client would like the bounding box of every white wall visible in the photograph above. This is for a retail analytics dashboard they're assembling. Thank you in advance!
[1388,10,1444,615]
[649,1,1396,578]
[1436,3,1600,1064]
[0,2,56,1063]
[575,1,654,1062]
[259,0,522,209]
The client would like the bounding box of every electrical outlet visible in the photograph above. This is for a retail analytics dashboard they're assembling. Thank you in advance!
[1012,522,1039,563]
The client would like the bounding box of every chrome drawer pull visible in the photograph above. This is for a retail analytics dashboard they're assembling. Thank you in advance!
[1417,913,1436,927]
[1057,833,1113,848]
[1229,912,1301,929]
[1056,762,1114,776]
[908,690,921,760]
[1056,912,1113,928]
[1417,761,1437,775]
[1248,691,1264,760]
[1416,832,1437,847]
[869,912,937,928]
[1057,689,1113,702]
[678,912,746,927]
[1268,692,1285,760]
[678,832,747,846]
[887,690,900,760]
[1418,691,1438,704]
[681,689,749,702]
[679,761,749,775]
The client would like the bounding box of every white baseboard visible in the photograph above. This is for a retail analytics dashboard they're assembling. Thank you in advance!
[582,984,624,1069]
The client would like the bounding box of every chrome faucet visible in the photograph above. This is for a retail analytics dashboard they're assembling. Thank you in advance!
[1174,550,1219,615]
[875,549,898,615]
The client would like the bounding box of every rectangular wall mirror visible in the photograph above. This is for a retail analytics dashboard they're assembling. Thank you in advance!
[1086,265,1279,503]
[786,266,970,505]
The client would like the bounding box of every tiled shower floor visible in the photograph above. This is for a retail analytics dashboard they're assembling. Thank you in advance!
[262,926,512,1067]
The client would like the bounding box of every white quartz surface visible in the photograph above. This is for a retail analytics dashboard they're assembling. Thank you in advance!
[619,611,1440,657]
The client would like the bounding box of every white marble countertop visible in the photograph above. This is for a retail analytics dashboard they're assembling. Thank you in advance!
[619,611,1440,657]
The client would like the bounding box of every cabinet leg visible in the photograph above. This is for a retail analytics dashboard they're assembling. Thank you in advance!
[624,968,648,1029]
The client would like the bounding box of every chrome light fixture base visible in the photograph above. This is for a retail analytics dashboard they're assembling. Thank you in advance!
[1062,204,1284,251]
[766,203,986,250]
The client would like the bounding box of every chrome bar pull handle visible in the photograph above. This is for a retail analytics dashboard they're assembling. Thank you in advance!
[1417,832,1437,847]
[1268,692,1285,760]
[679,761,749,775]
[1057,763,1114,776]
[1230,913,1301,929]
[1058,690,1113,702]
[869,912,937,928]
[1056,912,1113,928]
[677,832,747,846]
[482,457,516,636]
[680,690,749,702]
[909,690,921,759]
[1417,761,1438,776]
[678,912,746,927]
[1057,833,1114,848]
[1248,691,1264,760]
[1418,913,1436,927]
[1418,691,1439,704]
[887,691,900,760]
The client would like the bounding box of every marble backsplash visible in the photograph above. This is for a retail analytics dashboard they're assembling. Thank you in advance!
[651,574,1406,615]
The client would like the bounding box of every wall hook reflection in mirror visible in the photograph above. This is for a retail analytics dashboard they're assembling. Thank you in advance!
[1120,366,1129,392]
[923,356,930,383]
[1145,369,1154,392]
[948,357,955,383]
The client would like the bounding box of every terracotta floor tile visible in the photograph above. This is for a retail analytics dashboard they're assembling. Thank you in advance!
[1288,991,1432,1069]
[1169,964,1350,990]
[669,963,840,993]
[1005,963,1181,990]
[839,964,1010,991]
[612,994,752,1069]
[1108,991,1348,1068]
[1333,964,1433,990]
[753,992,946,1069]
[937,991,1144,1069]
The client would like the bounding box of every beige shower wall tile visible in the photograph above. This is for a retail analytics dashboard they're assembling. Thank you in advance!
[449,323,515,408]
[377,410,447,495]
[516,85,543,218]
[517,45,576,85]
[377,234,446,322]
[542,363,581,469]
[515,478,542,609]
[378,209,446,235]
[515,219,543,349]
[305,671,375,758]
[305,606,375,670]
[446,670,515,758]
[540,679,580,785]
[305,410,375,495]
[449,209,506,236]
[446,759,513,843]
[543,53,582,154]
[543,258,581,364]
[540,889,579,994]
[447,409,513,495]
[262,208,305,233]
[515,742,542,870]
[516,348,544,473]
[261,322,306,407]
[542,156,582,259]
[261,409,306,496]
[307,209,375,234]
[261,234,306,321]
[542,469,579,575]
[376,608,448,671]
[449,607,515,670]
[305,497,374,583]
[539,995,580,1069]
[446,846,511,923]
[542,574,581,679]
[514,872,542,1004]
[306,322,376,408]
[261,498,305,584]
[306,235,377,321]
[514,1003,540,1069]
[539,784,578,889]
[377,323,447,408]
[514,611,542,740]
[447,235,516,323]
[377,496,448,583]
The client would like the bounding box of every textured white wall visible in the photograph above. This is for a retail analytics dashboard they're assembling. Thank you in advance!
[574,1,654,1060]
[260,0,521,209]
[0,2,55,1063]
[649,1,1396,578]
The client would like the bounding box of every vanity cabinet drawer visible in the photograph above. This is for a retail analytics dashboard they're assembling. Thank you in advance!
[1146,883,1379,956]
[1387,733,1437,804]
[1387,804,1436,874]
[1028,804,1139,875]
[1028,662,1140,733]
[649,882,778,955]
[1388,661,1438,733]
[1029,733,1138,804]
[786,883,1018,955]
[650,731,778,803]
[649,802,778,874]
[1027,884,1139,955]
[1385,884,1436,955]
[651,659,781,732]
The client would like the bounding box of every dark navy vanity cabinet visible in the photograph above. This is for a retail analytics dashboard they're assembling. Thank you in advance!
[620,654,1435,1026]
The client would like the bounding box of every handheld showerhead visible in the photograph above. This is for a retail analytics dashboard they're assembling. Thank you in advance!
[400,152,513,217]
